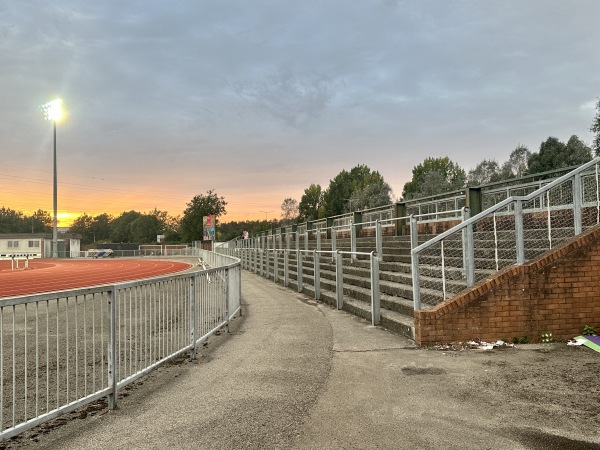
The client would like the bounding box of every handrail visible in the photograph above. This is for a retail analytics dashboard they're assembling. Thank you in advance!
[412,158,600,256]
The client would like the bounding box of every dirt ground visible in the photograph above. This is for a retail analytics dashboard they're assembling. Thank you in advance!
[2,339,598,449]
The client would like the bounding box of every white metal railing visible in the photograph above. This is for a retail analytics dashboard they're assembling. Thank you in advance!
[411,158,600,310]
[0,253,241,440]
[227,241,381,327]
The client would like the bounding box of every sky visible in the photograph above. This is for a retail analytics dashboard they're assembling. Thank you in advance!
[1,0,599,226]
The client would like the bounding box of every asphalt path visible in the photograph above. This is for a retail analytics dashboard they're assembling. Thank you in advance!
[12,271,600,450]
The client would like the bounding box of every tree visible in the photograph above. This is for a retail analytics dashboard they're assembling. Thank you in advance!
[467,159,501,186]
[280,198,299,224]
[29,209,52,233]
[402,157,466,199]
[90,213,112,243]
[129,214,163,244]
[179,190,227,243]
[499,145,531,179]
[322,165,389,216]
[110,210,143,243]
[527,136,591,175]
[0,207,26,233]
[349,178,392,211]
[591,98,600,157]
[69,214,94,244]
[298,184,323,221]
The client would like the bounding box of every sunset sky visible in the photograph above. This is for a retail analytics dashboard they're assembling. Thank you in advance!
[1,1,599,226]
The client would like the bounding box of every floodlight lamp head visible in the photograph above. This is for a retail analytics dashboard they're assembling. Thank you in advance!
[42,98,63,122]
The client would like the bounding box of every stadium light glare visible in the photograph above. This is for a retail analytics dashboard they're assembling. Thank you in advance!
[41,98,64,258]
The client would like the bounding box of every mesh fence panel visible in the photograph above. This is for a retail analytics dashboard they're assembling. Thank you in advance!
[414,163,600,309]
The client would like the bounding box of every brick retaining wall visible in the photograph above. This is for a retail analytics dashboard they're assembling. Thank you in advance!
[414,225,600,345]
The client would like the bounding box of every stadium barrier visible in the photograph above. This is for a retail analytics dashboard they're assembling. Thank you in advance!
[0,251,241,441]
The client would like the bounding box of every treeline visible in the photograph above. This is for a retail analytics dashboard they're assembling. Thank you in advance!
[0,208,53,233]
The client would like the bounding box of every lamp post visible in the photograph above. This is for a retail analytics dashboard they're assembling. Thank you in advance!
[41,99,63,258]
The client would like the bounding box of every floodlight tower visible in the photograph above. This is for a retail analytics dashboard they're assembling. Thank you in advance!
[41,98,63,258]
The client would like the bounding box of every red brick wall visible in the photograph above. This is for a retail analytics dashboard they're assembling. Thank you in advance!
[414,226,600,345]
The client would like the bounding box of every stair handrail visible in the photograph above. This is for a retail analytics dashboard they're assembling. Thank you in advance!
[411,157,600,310]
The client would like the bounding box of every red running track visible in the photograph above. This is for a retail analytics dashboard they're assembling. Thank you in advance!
[0,259,192,298]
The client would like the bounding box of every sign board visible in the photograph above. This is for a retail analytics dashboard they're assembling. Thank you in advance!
[203,215,215,241]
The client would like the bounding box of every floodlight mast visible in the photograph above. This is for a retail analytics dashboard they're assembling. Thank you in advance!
[42,99,63,258]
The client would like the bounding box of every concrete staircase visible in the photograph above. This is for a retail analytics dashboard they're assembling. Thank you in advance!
[253,226,576,341]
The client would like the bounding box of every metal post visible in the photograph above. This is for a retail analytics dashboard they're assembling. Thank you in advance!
[370,252,380,325]
[316,229,321,253]
[409,215,418,250]
[314,250,320,300]
[351,223,357,262]
[336,250,343,309]
[376,220,383,261]
[274,250,279,283]
[461,208,474,287]
[189,276,197,359]
[284,249,289,287]
[297,250,303,292]
[515,199,525,265]
[573,173,582,235]
[107,289,117,409]
[331,227,337,262]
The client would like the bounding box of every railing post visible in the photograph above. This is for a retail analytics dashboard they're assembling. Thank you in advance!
[107,288,117,410]
[274,250,279,283]
[259,249,264,277]
[515,199,525,265]
[573,173,582,235]
[284,249,289,287]
[314,250,321,300]
[316,229,322,253]
[376,220,383,261]
[409,215,418,250]
[336,250,343,309]
[370,252,380,325]
[410,214,422,310]
[304,231,309,251]
[331,227,337,262]
[189,275,197,359]
[225,270,233,332]
[297,249,303,293]
[461,208,474,286]
[351,223,357,262]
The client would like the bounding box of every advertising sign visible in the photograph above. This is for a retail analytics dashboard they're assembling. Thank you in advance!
[203,215,215,241]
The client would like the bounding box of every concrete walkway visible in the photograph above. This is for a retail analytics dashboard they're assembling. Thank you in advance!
[16,272,600,449]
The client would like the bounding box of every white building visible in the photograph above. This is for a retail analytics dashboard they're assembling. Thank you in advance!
[0,233,81,258]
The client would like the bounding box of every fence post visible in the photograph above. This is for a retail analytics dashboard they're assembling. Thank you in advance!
[351,223,357,262]
[259,248,264,277]
[274,250,279,283]
[316,229,322,253]
[336,250,343,309]
[107,288,117,410]
[370,252,380,326]
[284,249,289,287]
[573,173,582,235]
[409,215,418,250]
[515,199,525,265]
[189,275,197,359]
[331,227,337,262]
[410,216,421,310]
[314,250,321,300]
[461,208,474,287]
[225,270,233,332]
[297,249,303,293]
[376,220,383,261]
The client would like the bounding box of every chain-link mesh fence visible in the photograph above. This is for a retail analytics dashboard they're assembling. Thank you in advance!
[413,159,600,310]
